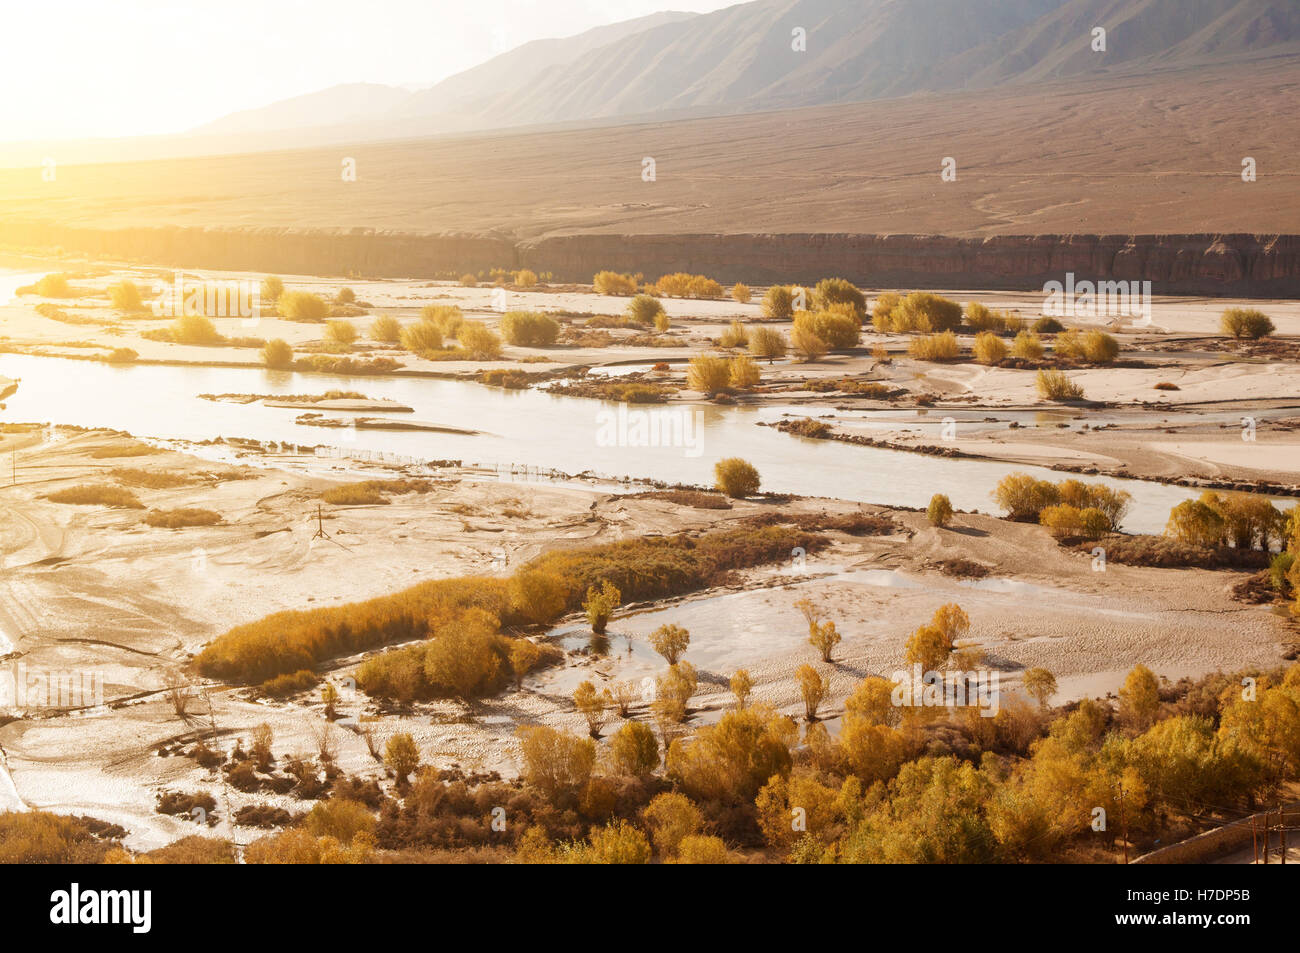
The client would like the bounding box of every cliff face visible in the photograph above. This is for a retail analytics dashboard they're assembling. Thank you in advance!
[3,222,1298,296]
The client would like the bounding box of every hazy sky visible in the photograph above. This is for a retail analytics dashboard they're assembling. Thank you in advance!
[2,0,738,142]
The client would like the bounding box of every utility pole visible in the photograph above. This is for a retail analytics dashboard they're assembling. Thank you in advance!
[311,504,330,542]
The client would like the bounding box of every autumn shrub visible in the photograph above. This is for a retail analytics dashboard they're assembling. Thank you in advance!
[687,355,732,393]
[728,355,761,389]
[761,285,794,319]
[1036,369,1084,400]
[421,304,464,339]
[325,320,358,348]
[927,494,954,527]
[278,291,330,321]
[715,457,760,498]
[884,292,963,333]
[1221,308,1274,340]
[0,811,120,863]
[1010,331,1044,360]
[109,280,145,311]
[105,347,138,364]
[458,321,503,359]
[593,271,638,295]
[790,319,828,361]
[748,326,787,362]
[993,473,1061,522]
[33,273,72,297]
[1081,330,1120,364]
[731,283,751,304]
[47,484,143,508]
[907,331,960,361]
[369,315,401,343]
[625,294,665,326]
[719,320,748,347]
[144,507,222,528]
[262,338,293,368]
[972,331,1007,365]
[808,278,864,320]
[400,321,443,354]
[500,311,560,346]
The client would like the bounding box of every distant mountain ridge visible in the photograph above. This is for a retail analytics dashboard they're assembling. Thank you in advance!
[192,0,1300,142]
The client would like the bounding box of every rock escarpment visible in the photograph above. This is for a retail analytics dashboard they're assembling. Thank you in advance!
[2,222,1297,296]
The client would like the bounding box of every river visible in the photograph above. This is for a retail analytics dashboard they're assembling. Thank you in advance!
[0,350,1247,535]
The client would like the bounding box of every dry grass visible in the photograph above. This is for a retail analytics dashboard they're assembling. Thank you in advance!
[144,507,222,528]
[46,484,144,508]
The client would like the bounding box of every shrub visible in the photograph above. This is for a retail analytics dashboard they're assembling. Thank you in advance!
[593,271,638,295]
[972,331,1007,365]
[994,473,1061,521]
[870,292,902,331]
[802,310,860,349]
[907,331,960,361]
[105,347,138,364]
[0,811,119,863]
[666,705,794,804]
[728,355,761,389]
[654,311,671,333]
[790,319,828,361]
[512,269,538,288]
[278,291,330,321]
[516,726,596,801]
[1036,369,1085,401]
[583,580,621,634]
[964,302,998,331]
[459,273,477,287]
[654,273,723,298]
[420,304,464,338]
[400,322,444,354]
[170,313,221,345]
[1081,330,1119,364]
[109,280,144,311]
[1056,479,1132,529]
[887,292,963,333]
[687,356,732,394]
[715,458,760,498]
[1032,316,1064,334]
[261,338,293,368]
[1164,500,1223,548]
[260,669,319,698]
[626,294,665,326]
[719,320,748,347]
[1010,331,1044,360]
[761,286,794,319]
[749,326,787,362]
[508,571,569,625]
[610,722,659,778]
[369,315,401,343]
[1221,308,1274,340]
[458,321,503,359]
[500,311,560,346]
[731,283,751,304]
[260,276,284,302]
[325,319,358,347]
[814,278,866,320]
[927,494,954,527]
[1039,504,1109,540]
[47,485,144,508]
[34,273,72,297]
[144,508,222,528]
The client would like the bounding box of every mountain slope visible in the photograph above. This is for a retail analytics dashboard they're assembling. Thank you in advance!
[194,83,412,136]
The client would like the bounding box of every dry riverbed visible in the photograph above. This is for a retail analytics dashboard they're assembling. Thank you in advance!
[0,429,1292,849]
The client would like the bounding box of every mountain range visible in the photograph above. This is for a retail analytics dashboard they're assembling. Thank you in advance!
[193,0,1300,141]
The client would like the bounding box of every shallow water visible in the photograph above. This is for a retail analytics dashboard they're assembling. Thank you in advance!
[0,350,1267,534]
